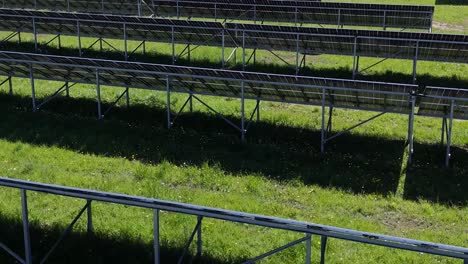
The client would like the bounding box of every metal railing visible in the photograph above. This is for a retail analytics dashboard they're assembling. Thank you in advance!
[0,177,467,264]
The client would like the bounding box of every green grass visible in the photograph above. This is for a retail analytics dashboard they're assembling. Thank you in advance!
[0,0,467,263]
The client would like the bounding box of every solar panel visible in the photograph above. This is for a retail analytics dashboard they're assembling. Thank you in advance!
[0,9,465,64]
[0,0,434,30]
[0,9,232,47]
[226,23,468,63]
[0,51,417,114]
[418,86,468,120]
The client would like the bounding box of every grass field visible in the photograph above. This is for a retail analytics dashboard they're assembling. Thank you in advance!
[0,0,467,263]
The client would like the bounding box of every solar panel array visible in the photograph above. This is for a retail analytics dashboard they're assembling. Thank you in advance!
[227,23,468,63]
[0,9,466,64]
[418,86,468,120]
[0,51,416,114]
[152,0,433,30]
[0,0,434,30]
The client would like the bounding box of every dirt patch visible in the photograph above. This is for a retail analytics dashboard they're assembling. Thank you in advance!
[432,21,466,32]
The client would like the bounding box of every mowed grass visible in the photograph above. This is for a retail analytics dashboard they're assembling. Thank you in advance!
[0,0,467,263]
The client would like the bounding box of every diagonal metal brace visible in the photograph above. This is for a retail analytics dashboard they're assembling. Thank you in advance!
[0,242,25,264]
[191,94,242,132]
[324,112,386,144]
[177,216,202,264]
[243,235,310,264]
[102,88,129,117]
[39,200,91,264]
[36,82,77,110]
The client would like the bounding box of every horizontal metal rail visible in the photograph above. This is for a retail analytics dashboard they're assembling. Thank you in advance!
[0,176,466,264]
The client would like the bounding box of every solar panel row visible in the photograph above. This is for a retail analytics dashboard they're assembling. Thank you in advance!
[0,51,466,119]
[0,9,465,64]
[0,50,417,114]
[0,0,434,30]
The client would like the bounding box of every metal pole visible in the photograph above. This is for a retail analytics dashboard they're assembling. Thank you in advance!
[65,81,69,97]
[197,216,202,258]
[125,87,130,108]
[154,209,160,264]
[256,99,260,122]
[123,23,128,61]
[296,33,300,75]
[137,0,142,16]
[321,88,326,153]
[383,10,387,30]
[305,234,311,264]
[8,75,12,95]
[413,41,419,84]
[21,190,32,264]
[87,199,93,234]
[352,37,358,79]
[58,34,61,49]
[189,94,193,112]
[445,100,454,167]
[29,64,36,112]
[221,30,225,68]
[171,27,175,64]
[242,31,246,70]
[320,236,328,264]
[441,117,446,145]
[96,70,102,119]
[188,44,191,64]
[32,18,38,52]
[241,81,245,141]
[77,21,82,56]
[407,96,415,164]
[166,76,171,129]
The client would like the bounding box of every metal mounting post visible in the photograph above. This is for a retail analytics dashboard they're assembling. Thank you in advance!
[445,100,454,167]
[197,216,202,258]
[154,209,160,264]
[32,18,38,52]
[29,64,37,112]
[87,200,93,234]
[21,190,32,264]
[320,236,328,264]
[305,234,311,264]
[166,76,172,128]
[321,88,326,153]
[171,27,175,64]
[123,23,128,61]
[96,70,102,119]
[413,41,419,84]
[296,33,300,75]
[241,81,246,142]
[407,96,416,164]
[77,21,82,56]
[221,29,225,68]
[352,36,358,79]
[242,31,246,70]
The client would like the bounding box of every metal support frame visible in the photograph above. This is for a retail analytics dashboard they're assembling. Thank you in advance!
[0,178,467,264]
[321,89,387,153]
[407,96,416,164]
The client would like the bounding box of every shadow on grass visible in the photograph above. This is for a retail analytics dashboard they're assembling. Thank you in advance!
[0,91,466,205]
[0,215,238,264]
[435,0,467,5]
[1,40,468,89]
[404,143,468,205]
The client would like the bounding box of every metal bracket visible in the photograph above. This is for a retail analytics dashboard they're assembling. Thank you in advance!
[177,216,202,264]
